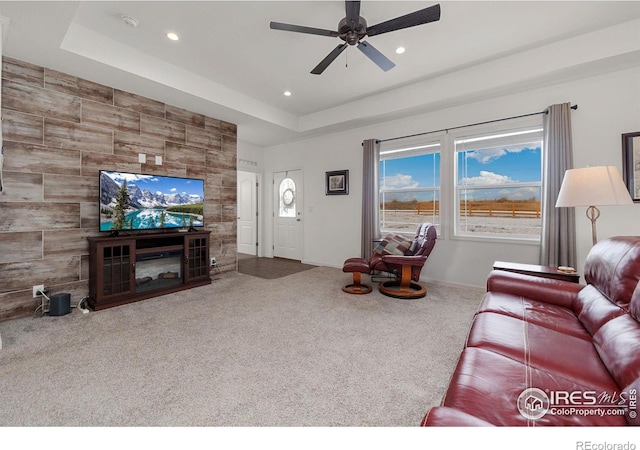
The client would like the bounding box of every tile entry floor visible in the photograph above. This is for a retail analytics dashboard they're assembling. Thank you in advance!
[237,254,317,279]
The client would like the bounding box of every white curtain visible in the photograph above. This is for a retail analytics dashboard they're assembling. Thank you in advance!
[539,103,576,267]
[361,139,380,258]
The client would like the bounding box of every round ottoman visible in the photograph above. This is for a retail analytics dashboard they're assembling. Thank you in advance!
[342,258,372,294]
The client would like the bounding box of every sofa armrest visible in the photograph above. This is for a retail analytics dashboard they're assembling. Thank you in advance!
[487,270,583,309]
[421,406,495,426]
[380,255,425,266]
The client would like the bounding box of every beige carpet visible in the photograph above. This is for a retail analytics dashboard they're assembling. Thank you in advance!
[0,266,483,426]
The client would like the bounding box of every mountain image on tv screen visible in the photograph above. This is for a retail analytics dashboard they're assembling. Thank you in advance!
[99,171,205,232]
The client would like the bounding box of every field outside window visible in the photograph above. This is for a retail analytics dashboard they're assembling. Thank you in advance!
[455,126,543,240]
[379,145,440,235]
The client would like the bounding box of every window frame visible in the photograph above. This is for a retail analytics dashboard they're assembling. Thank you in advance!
[378,137,443,237]
[450,119,544,244]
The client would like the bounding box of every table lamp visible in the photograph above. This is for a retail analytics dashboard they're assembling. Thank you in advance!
[556,166,633,245]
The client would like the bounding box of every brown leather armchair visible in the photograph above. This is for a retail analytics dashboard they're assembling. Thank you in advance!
[343,223,437,298]
[372,223,437,298]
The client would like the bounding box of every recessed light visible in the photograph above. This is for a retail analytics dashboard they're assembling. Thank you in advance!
[166,32,179,41]
[284,91,292,97]
[395,46,406,54]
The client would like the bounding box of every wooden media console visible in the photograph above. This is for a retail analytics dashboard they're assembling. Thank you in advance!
[88,231,211,310]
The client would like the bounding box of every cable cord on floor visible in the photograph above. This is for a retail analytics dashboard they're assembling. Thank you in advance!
[34,290,51,316]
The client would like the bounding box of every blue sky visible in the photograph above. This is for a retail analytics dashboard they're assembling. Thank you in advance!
[380,154,441,189]
[105,171,204,197]
[380,145,542,201]
[458,146,541,184]
[381,147,541,188]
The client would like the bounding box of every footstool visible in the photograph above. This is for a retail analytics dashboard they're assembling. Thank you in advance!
[342,257,372,294]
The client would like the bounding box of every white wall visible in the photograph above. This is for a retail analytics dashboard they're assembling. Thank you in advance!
[261,133,363,266]
[237,140,264,173]
[261,66,640,287]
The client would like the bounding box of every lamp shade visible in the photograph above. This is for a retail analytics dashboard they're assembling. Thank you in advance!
[556,166,633,207]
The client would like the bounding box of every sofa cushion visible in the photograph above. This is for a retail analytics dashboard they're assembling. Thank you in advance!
[592,314,640,392]
[373,233,413,256]
[630,281,640,323]
[466,312,617,392]
[584,236,640,310]
[441,347,627,426]
[573,284,627,336]
[486,270,581,310]
[478,291,588,339]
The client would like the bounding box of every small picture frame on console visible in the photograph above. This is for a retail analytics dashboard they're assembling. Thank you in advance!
[326,170,349,195]
[622,131,640,202]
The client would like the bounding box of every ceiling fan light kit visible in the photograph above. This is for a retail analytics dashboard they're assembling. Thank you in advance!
[270,1,441,75]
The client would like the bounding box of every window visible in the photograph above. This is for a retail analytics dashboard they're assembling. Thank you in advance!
[376,120,543,242]
[454,126,543,240]
[379,141,441,235]
[278,177,296,218]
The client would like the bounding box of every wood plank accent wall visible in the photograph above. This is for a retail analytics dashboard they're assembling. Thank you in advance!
[0,57,237,321]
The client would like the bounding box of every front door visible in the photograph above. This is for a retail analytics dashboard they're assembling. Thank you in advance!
[237,171,258,255]
[273,170,303,261]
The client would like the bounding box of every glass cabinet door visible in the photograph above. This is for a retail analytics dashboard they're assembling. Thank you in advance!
[101,243,134,297]
[187,237,209,281]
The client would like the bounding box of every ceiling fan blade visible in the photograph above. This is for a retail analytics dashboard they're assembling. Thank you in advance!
[311,43,348,75]
[270,21,339,37]
[366,3,441,37]
[357,41,395,72]
[345,1,361,27]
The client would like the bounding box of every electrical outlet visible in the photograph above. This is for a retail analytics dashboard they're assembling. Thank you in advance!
[33,284,45,298]
[210,257,217,267]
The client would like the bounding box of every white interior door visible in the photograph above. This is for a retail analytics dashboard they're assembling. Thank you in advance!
[273,170,303,261]
[237,171,258,255]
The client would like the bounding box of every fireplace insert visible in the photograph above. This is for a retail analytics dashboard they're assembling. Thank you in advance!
[135,249,183,294]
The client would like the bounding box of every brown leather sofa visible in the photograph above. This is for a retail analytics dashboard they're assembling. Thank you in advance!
[422,236,640,426]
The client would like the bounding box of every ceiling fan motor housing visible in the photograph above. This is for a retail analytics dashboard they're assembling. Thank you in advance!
[338,16,367,45]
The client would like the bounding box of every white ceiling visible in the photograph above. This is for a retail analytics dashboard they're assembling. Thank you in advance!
[1,1,640,147]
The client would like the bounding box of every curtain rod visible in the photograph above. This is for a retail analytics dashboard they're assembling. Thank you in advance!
[376,104,578,144]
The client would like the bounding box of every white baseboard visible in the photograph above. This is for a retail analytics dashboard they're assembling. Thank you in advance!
[421,277,485,291]
[303,260,340,268]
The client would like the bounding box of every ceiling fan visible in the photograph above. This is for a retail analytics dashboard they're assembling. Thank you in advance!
[270,1,441,75]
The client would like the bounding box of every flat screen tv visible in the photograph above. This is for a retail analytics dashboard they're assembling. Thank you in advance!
[99,170,205,232]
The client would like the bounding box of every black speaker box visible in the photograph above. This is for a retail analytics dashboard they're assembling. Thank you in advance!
[49,293,71,316]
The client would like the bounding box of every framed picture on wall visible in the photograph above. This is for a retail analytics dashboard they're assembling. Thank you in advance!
[326,170,349,195]
[622,131,640,202]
